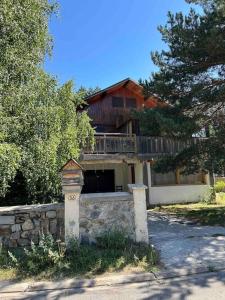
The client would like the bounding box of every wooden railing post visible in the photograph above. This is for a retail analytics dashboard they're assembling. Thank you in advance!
[134,134,137,153]
[103,134,106,154]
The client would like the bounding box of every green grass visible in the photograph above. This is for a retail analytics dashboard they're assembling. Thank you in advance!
[0,268,17,281]
[151,193,225,226]
[0,232,159,282]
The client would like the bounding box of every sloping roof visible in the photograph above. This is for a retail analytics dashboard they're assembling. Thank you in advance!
[60,159,84,172]
[85,78,145,104]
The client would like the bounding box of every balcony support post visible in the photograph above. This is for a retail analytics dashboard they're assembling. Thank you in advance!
[146,161,152,205]
[135,161,143,184]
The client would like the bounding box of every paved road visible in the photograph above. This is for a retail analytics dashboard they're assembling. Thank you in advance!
[2,270,225,299]
[148,211,225,270]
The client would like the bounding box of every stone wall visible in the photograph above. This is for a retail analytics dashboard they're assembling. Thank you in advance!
[0,190,143,247]
[80,192,135,244]
[0,203,64,248]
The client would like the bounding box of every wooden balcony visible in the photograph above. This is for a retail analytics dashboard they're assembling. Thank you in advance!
[83,134,203,157]
[137,136,197,156]
[84,133,137,154]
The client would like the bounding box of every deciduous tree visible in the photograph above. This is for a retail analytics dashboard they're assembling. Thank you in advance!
[0,1,94,204]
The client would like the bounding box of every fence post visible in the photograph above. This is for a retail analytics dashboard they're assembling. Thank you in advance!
[60,159,84,245]
[128,184,149,244]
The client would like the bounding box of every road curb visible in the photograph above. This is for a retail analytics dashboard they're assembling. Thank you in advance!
[1,263,225,293]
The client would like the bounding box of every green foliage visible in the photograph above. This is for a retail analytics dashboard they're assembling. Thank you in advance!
[186,0,225,15]
[136,90,200,138]
[201,187,215,204]
[0,1,95,204]
[139,0,225,176]
[22,235,65,275]
[0,0,57,88]
[0,234,158,279]
[214,181,225,193]
[0,245,12,269]
[0,71,95,204]
[77,86,101,99]
[95,230,129,250]
[152,199,225,226]
[0,144,21,197]
[7,235,66,276]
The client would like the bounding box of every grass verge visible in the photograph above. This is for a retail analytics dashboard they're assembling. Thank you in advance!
[0,232,158,281]
[151,193,225,226]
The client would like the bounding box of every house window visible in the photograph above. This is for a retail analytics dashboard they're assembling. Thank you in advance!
[112,97,124,108]
[126,98,136,108]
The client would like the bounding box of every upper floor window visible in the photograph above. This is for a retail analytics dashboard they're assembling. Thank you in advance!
[112,96,124,108]
[126,97,136,108]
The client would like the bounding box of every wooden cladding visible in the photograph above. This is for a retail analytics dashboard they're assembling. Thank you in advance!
[112,96,137,109]
[86,83,158,131]
[112,97,123,108]
[87,91,138,129]
[126,98,137,108]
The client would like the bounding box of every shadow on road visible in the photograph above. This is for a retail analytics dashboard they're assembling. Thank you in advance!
[139,270,225,300]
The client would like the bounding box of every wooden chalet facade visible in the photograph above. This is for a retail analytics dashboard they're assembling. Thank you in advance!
[86,78,158,134]
[80,78,209,205]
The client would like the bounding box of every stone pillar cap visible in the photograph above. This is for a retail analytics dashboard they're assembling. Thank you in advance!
[128,184,148,192]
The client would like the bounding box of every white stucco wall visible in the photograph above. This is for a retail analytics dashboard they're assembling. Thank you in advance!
[149,185,209,205]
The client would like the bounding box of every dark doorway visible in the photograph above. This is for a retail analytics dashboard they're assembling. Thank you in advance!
[82,170,115,193]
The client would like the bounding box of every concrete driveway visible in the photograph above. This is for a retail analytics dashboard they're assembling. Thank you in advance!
[148,211,225,271]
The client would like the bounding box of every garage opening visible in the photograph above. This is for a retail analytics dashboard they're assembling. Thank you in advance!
[82,170,115,193]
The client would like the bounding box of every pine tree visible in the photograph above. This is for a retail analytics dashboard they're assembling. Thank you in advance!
[139,0,225,180]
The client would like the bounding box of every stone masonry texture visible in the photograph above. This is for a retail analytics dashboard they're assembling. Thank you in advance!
[0,192,135,248]
[79,193,135,244]
[0,203,64,248]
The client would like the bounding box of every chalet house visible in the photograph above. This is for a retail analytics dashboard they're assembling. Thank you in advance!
[80,78,209,205]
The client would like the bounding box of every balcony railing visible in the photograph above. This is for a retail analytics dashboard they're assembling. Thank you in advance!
[84,133,136,154]
[83,133,204,155]
[137,136,197,155]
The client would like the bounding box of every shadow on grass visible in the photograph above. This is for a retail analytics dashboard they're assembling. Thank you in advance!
[0,242,159,299]
[0,243,159,282]
[154,205,225,226]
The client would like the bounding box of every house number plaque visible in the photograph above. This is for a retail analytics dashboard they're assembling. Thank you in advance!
[68,193,79,201]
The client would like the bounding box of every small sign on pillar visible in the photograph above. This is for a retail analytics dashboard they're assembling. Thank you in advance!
[61,159,84,244]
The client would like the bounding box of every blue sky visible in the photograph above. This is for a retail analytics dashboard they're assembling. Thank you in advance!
[45,0,195,90]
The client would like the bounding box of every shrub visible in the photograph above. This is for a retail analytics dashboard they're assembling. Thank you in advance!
[215,181,225,193]
[0,245,12,269]
[7,235,66,276]
[201,186,216,204]
[96,230,130,250]
[0,233,158,279]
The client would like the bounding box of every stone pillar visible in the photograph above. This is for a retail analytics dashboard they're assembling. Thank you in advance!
[64,188,81,243]
[61,159,84,245]
[135,161,143,184]
[128,184,149,244]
